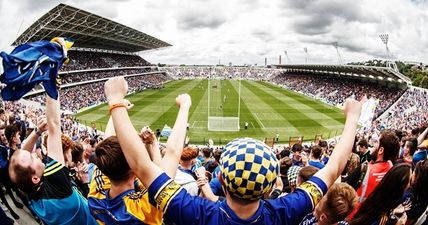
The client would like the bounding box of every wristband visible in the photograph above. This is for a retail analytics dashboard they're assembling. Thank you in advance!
[109,102,127,114]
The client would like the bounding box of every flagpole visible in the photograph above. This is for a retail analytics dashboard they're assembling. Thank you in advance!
[238,73,241,127]
[208,77,210,118]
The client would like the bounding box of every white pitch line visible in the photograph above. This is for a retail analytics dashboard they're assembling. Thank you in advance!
[253,113,265,129]
[191,121,196,128]
[250,122,255,128]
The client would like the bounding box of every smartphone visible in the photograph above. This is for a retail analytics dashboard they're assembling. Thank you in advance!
[195,166,206,178]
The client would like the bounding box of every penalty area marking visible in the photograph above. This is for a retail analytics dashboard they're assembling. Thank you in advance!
[253,113,265,129]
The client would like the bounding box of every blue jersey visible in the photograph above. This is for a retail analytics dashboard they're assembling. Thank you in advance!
[308,160,325,169]
[148,172,327,225]
[413,150,427,165]
[209,177,225,197]
[212,166,221,178]
[29,158,97,225]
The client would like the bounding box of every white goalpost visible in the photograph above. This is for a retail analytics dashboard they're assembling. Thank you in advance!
[207,75,241,132]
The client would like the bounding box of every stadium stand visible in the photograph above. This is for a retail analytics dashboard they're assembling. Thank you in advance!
[271,73,406,118]
[378,87,428,130]
[62,51,152,71]
[162,66,282,80]
[60,67,156,84]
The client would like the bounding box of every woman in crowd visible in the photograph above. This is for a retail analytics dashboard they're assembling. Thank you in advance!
[350,163,412,225]
[403,159,428,224]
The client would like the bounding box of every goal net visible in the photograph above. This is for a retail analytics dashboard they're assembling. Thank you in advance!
[208,116,240,131]
[207,77,240,132]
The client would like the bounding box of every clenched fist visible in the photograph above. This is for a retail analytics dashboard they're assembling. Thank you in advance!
[176,94,192,109]
[342,99,362,121]
[140,126,156,145]
[104,76,128,104]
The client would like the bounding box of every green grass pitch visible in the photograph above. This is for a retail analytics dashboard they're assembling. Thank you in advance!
[75,79,345,145]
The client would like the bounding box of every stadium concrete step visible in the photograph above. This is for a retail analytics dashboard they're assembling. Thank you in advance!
[2,195,40,225]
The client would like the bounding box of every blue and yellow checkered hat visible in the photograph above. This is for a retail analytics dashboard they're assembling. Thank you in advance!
[220,138,279,200]
[287,165,302,187]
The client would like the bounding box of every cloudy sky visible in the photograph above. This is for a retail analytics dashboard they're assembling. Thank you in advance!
[0,0,427,65]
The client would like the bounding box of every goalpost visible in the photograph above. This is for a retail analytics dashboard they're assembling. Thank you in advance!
[207,74,241,132]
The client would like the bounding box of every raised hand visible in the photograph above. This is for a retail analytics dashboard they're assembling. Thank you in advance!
[76,162,89,184]
[104,76,128,104]
[140,126,156,145]
[176,93,192,109]
[196,176,208,188]
[393,200,411,216]
[342,98,362,120]
[36,115,48,133]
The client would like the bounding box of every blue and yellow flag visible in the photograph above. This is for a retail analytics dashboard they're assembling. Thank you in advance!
[0,37,73,101]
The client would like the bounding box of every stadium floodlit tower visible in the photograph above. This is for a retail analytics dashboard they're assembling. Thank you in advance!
[379,34,391,59]
[333,42,343,64]
[284,51,291,64]
[379,33,399,72]
[303,47,309,64]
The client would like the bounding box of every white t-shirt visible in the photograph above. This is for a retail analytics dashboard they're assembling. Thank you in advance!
[174,169,199,196]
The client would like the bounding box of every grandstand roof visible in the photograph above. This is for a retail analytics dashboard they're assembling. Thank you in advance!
[13,3,171,52]
[275,64,411,84]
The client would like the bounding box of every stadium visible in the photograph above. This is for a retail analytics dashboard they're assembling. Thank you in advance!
[0,2,427,225]
[13,4,415,145]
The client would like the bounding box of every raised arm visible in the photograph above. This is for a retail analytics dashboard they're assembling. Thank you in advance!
[46,95,64,164]
[104,99,134,139]
[198,179,219,202]
[417,127,428,146]
[105,77,163,188]
[313,99,361,188]
[140,127,162,166]
[161,94,191,178]
[104,116,115,139]
[21,115,47,152]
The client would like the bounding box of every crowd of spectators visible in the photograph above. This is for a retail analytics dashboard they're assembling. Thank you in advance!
[61,51,151,71]
[272,73,406,118]
[378,88,428,131]
[60,68,156,84]
[162,66,282,80]
[27,73,171,112]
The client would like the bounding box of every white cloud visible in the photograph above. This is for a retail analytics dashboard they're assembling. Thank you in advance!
[0,0,427,65]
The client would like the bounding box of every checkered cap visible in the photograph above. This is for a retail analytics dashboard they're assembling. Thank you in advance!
[287,165,302,187]
[220,138,279,200]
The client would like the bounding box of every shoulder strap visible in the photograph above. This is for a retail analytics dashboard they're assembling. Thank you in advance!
[415,205,428,225]
[358,162,370,203]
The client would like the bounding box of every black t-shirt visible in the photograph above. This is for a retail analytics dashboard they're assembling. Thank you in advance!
[344,165,362,190]
[30,157,72,201]
[281,175,291,193]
